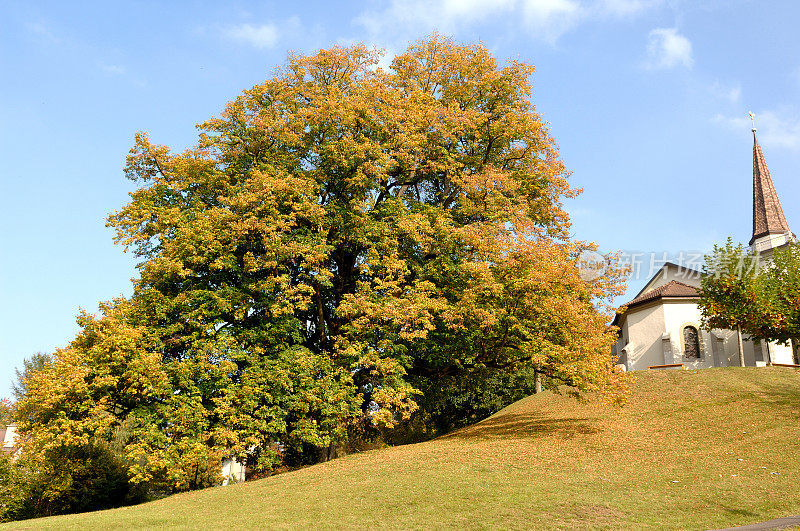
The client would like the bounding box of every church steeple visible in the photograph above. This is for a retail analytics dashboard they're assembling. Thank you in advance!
[749,116,791,247]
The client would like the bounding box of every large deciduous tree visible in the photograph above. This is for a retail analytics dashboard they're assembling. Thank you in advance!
[11,35,626,505]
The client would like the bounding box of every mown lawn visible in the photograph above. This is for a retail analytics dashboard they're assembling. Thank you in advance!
[5,367,800,529]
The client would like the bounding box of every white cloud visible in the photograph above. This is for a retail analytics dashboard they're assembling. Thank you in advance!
[96,61,147,87]
[355,0,515,37]
[715,110,800,150]
[709,81,741,104]
[354,0,661,46]
[645,27,693,69]
[522,0,582,20]
[598,0,660,16]
[226,23,280,49]
[25,21,59,44]
[99,63,126,75]
[443,0,517,21]
[521,0,583,43]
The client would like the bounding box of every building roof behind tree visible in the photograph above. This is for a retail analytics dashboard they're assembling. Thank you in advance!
[624,280,700,309]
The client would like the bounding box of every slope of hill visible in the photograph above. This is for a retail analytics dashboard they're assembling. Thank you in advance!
[6,368,800,529]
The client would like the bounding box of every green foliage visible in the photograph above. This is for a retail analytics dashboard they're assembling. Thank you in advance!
[700,238,760,332]
[0,442,143,522]
[0,455,23,523]
[701,238,800,345]
[0,400,12,428]
[7,35,627,520]
[746,243,800,344]
[389,365,543,443]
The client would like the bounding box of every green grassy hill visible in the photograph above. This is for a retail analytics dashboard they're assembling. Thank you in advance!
[7,368,800,529]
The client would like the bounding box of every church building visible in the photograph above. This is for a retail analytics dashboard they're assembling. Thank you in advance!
[613,127,798,370]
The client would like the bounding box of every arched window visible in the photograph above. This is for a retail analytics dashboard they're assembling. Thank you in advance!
[683,326,700,359]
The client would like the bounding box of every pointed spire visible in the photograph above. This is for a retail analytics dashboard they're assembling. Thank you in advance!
[750,122,791,245]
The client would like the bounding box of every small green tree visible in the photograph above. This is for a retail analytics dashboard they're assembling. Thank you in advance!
[699,238,760,366]
[701,238,800,361]
[746,243,800,345]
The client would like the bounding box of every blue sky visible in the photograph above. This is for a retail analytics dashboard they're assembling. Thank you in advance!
[2,0,800,397]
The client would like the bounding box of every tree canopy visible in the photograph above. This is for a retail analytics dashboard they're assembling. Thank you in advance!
[7,35,626,517]
[701,239,800,347]
[700,239,759,334]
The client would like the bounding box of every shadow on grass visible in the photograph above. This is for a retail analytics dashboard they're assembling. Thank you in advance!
[708,500,759,519]
[442,412,598,441]
[758,376,800,419]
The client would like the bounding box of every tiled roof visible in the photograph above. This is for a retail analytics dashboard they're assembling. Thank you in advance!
[624,280,699,308]
[751,133,791,245]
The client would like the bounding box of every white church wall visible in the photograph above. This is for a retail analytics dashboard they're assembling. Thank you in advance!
[659,302,783,368]
[662,301,714,370]
[751,232,792,256]
[710,329,740,367]
[221,457,246,485]
[623,303,666,370]
[2,425,17,450]
[743,338,760,366]
[614,293,795,371]
[705,329,767,367]
[709,331,727,367]
[617,301,783,370]
[723,333,739,366]
[710,329,769,367]
[767,342,794,364]
[722,333,765,367]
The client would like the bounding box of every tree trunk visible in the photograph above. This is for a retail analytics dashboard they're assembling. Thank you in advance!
[319,443,335,462]
[737,325,746,367]
[534,369,542,394]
